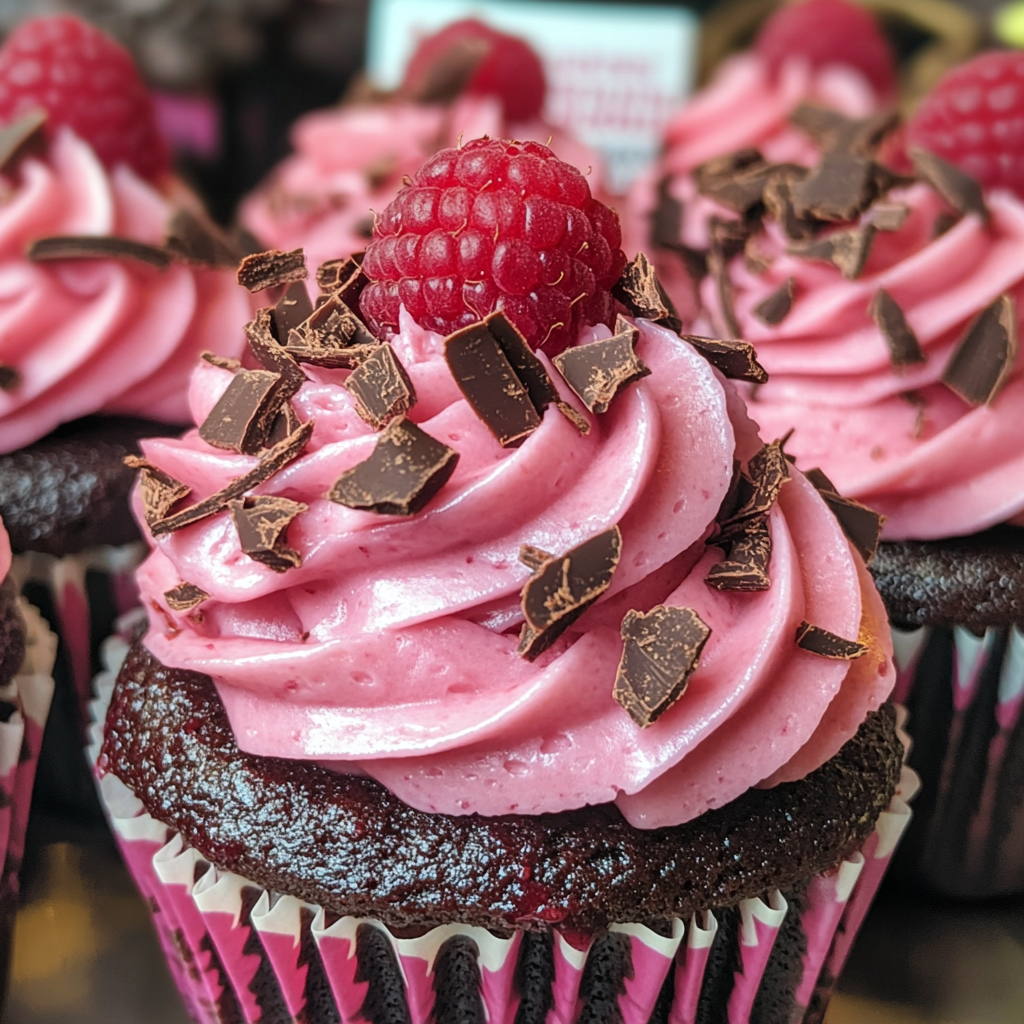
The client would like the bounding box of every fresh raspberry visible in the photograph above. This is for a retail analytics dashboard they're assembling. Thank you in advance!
[755,0,896,99]
[359,138,625,351]
[402,18,546,123]
[907,51,1024,199]
[0,15,168,181]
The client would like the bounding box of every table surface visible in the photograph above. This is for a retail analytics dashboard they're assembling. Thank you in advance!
[4,814,1024,1024]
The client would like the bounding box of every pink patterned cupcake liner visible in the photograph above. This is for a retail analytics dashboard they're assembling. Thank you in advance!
[88,636,916,1024]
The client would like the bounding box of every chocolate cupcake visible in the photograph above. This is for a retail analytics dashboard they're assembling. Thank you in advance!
[0,16,256,816]
[651,48,1024,897]
[94,139,914,1021]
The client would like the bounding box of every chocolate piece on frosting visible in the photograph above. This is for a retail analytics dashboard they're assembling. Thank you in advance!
[762,172,817,241]
[266,402,302,448]
[790,105,898,158]
[198,369,288,455]
[238,248,308,292]
[518,544,554,573]
[820,491,885,564]
[317,254,369,310]
[164,582,209,612]
[870,289,925,367]
[285,294,378,367]
[327,417,458,517]
[694,148,771,215]
[445,312,560,447]
[804,466,836,492]
[124,456,191,527]
[788,225,875,280]
[753,278,795,326]
[720,441,790,531]
[909,147,988,225]
[552,316,650,414]
[613,253,682,333]
[682,335,768,384]
[149,421,313,536]
[164,209,239,268]
[344,345,417,429]
[517,526,621,661]
[868,202,910,232]
[706,513,772,592]
[273,282,314,338]
[651,175,684,250]
[942,295,1017,406]
[795,621,868,660]
[27,235,172,269]
[613,605,711,727]
[0,365,19,392]
[201,352,242,372]
[229,495,308,572]
[0,110,46,172]
[245,309,307,394]
[792,152,877,222]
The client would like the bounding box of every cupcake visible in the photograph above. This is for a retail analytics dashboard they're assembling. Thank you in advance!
[673,49,1024,897]
[94,138,914,1022]
[239,17,608,274]
[0,16,253,815]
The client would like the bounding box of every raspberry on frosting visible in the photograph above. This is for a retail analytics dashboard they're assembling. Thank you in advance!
[359,137,626,351]
[0,15,169,181]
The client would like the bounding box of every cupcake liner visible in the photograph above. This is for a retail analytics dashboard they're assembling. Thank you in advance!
[891,621,1024,897]
[88,637,916,1024]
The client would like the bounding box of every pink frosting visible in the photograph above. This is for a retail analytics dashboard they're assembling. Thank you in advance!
[695,183,1024,540]
[132,311,892,828]
[0,127,253,455]
[239,94,610,274]
[0,517,10,583]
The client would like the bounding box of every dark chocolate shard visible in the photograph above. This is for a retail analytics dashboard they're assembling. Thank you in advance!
[788,225,876,280]
[933,210,960,238]
[681,335,768,384]
[693,149,769,215]
[327,417,458,516]
[274,282,314,338]
[286,294,378,366]
[164,209,239,268]
[0,364,20,392]
[613,605,711,727]
[316,253,368,310]
[709,215,751,263]
[245,308,307,393]
[27,235,172,269]
[344,344,417,429]
[650,175,684,250]
[445,312,560,447]
[706,513,772,592]
[762,171,817,241]
[0,109,47,173]
[792,152,876,222]
[795,621,867,660]
[869,289,925,368]
[201,351,242,372]
[941,295,1018,406]
[164,582,209,612]
[150,421,313,536]
[804,466,837,493]
[229,495,308,572]
[753,278,795,326]
[238,248,308,292]
[552,316,650,414]
[555,401,592,435]
[266,402,301,448]
[612,253,682,333]
[517,526,622,661]
[198,369,287,455]
[708,250,740,340]
[518,544,554,573]
[868,202,910,232]
[818,490,885,564]
[720,441,790,529]
[124,456,192,527]
[909,147,988,225]
[790,105,898,157]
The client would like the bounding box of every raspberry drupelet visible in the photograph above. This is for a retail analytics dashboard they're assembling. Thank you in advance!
[359,137,626,351]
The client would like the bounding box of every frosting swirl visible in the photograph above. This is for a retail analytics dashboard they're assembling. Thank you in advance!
[0,127,252,454]
[0,516,9,582]
[132,310,892,828]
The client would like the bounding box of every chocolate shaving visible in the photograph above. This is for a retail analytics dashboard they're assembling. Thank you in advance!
[612,253,682,333]
[266,402,302,447]
[274,281,314,337]
[790,105,898,157]
[150,421,313,536]
[818,490,885,564]
[552,315,650,414]
[788,225,875,280]
[246,309,307,393]
[124,456,191,527]
[0,364,19,392]
[795,621,868,660]
[0,109,47,173]
[804,466,837,493]
[868,203,910,232]
[164,209,239,268]
[613,605,711,727]
[229,495,308,572]
[909,147,988,225]
[762,171,817,241]
[708,250,740,339]
[198,369,290,455]
[27,235,172,269]
[694,149,770,215]
[681,335,768,384]
[753,278,795,326]
[870,289,925,367]
[237,248,308,292]
[445,312,560,447]
[316,254,368,310]
[285,293,377,366]
[720,441,790,529]
[941,295,1018,406]
[327,417,458,516]
[556,401,592,435]
[344,344,416,428]
[709,216,751,263]
[164,582,209,612]
[792,152,877,222]
[706,513,772,592]
[517,526,621,661]
[201,352,242,372]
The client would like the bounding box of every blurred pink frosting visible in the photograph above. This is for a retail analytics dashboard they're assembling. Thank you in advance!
[131,311,892,828]
[0,127,253,455]
[0,517,9,583]
[239,93,609,274]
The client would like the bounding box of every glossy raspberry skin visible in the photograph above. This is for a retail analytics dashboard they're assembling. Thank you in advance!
[907,51,1024,199]
[360,138,626,351]
[0,15,169,181]
[755,0,896,99]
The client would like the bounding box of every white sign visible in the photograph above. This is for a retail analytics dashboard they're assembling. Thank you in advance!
[367,0,698,192]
